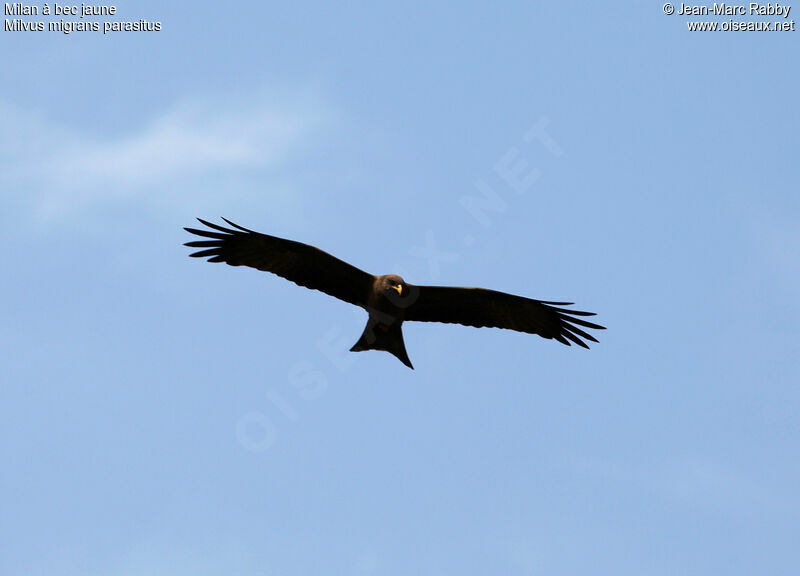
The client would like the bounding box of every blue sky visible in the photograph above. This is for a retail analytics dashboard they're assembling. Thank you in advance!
[2,2,798,574]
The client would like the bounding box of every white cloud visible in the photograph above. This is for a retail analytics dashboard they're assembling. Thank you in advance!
[0,92,327,219]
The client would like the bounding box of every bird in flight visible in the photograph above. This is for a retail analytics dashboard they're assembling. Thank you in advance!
[184,218,605,369]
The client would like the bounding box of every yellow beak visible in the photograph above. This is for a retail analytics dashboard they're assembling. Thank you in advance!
[391,284,403,295]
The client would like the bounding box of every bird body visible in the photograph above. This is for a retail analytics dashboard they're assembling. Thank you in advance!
[184,218,604,369]
[349,274,415,368]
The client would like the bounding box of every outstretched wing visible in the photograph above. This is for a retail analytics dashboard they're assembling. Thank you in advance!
[184,218,375,307]
[404,286,605,348]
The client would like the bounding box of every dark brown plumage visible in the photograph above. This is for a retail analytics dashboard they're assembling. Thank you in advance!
[184,218,605,369]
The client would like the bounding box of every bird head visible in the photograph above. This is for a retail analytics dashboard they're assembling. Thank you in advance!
[381,274,406,297]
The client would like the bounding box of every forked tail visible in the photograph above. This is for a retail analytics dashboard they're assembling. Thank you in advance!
[350,319,414,369]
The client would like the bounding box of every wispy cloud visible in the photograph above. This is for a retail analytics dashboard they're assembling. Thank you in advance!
[748,211,800,310]
[1,91,327,219]
[563,452,770,518]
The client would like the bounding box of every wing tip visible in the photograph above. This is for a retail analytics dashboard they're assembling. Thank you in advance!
[220,217,252,232]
